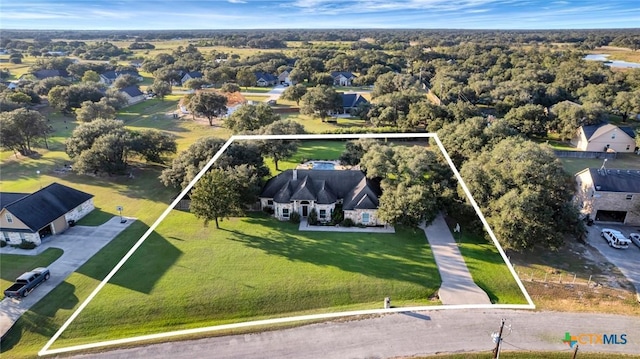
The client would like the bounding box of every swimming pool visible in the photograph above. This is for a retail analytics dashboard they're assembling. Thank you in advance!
[312,161,336,170]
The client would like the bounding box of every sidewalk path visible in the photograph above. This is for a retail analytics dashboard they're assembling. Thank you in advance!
[0,216,135,339]
[421,214,491,305]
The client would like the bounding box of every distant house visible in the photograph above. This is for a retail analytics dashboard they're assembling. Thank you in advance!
[331,71,356,86]
[181,71,203,86]
[574,168,640,225]
[571,123,636,153]
[0,183,94,246]
[278,68,294,85]
[100,70,143,85]
[255,72,277,87]
[33,69,69,80]
[260,169,384,226]
[340,93,369,114]
[119,86,145,105]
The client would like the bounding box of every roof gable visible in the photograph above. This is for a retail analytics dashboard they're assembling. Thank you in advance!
[254,72,277,82]
[341,93,368,108]
[582,123,634,141]
[1,183,93,231]
[261,170,379,205]
[0,192,29,209]
[331,71,355,79]
[120,85,144,97]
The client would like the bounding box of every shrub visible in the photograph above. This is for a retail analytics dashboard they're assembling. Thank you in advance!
[340,218,354,227]
[308,208,318,225]
[330,204,344,225]
[19,241,37,249]
[289,211,301,224]
[0,240,6,248]
[220,82,240,93]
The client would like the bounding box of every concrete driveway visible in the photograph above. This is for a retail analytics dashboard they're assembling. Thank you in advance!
[585,223,640,296]
[420,214,491,305]
[0,216,135,339]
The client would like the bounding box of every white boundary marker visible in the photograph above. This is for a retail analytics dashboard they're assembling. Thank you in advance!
[39,133,534,356]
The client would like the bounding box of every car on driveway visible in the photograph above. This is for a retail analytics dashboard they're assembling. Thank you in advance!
[630,233,640,249]
[4,267,50,298]
[601,228,631,249]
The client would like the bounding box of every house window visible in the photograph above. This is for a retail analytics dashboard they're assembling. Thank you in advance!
[19,233,25,241]
[627,194,634,200]
[319,209,326,219]
[626,145,631,150]
[611,133,616,139]
[3,232,9,241]
[282,208,290,218]
[362,213,370,224]
[267,200,273,206]
[5,213,12,223]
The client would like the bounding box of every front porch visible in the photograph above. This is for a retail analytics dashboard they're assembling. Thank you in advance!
[298,218,395,233]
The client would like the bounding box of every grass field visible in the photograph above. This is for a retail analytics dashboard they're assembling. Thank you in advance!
[0,248,64,291]
[50,212,441,347]
[560,153,640,175]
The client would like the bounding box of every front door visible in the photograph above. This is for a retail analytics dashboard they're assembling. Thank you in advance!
[302,206,308,217]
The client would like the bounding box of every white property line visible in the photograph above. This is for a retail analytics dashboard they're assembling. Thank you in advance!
[39,132,534,357]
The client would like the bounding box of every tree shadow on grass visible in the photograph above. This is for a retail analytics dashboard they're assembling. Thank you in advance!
[221,216,441,291]
[105,232,182,294]
[1,281,79,353]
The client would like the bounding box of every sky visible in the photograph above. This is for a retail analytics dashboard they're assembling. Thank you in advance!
[0,0,639,30]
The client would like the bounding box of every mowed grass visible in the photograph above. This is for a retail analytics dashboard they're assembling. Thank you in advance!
[560,153,640,175]
[450,229,528,304]
[0,248,64,291]
[52,212,440,347]
[262,139,347,174]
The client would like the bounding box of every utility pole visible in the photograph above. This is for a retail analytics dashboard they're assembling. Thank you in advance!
[492,318,505,359]
[572,344,579,359]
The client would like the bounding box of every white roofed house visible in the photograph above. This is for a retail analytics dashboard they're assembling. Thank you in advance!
[574,168,640,225]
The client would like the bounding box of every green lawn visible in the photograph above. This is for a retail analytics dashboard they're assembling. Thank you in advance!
[282,113,369,133]
[560,153,640,175]
[262,139,347,174]
[0,248,64,291]
[51,212,441,347]
[447,225,528,304]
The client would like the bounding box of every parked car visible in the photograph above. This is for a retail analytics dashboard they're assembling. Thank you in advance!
[3,267,50,298]
[600,228,631,249]
[630,233,640,249]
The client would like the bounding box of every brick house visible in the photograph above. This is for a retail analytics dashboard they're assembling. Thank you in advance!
[574,168,640,225]
[259,169,384,226]
[0,183,94,246]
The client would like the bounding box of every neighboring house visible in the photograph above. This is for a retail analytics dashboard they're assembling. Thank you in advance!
[331,71,356,86]
[571,123,636,153]
[278,68,294,85]
[574,168,640,225]
[0,183,94,246]
[99,70,143,85]
[33,69,69,80]
[255,72,277,87]
[119,86,145,105]
[181,71,203,86]
[339,93,369,114]
[260,169,384,226]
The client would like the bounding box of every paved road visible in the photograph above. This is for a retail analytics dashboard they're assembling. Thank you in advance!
[586,223,640,296]
[0,217,135,339]
[71,309,640,358]
[421,214,492,305]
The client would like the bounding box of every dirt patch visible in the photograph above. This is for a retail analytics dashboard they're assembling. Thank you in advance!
[509,238,639,314]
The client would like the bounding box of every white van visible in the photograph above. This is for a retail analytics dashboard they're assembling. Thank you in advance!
[601,228,631,249]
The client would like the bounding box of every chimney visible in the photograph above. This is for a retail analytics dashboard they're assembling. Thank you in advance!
[292,169,297,180]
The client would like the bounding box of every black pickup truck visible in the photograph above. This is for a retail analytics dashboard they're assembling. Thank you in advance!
[4,267,50,298]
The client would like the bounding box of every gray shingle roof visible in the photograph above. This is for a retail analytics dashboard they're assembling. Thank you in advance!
[0,192,28,209]
[331,71,355,79]
[341,93,368,109]
[586,168,640,193]
[254,72,277,82]
[261,169,381,206]
[582,123,636,140]
[1,183,93,232]
[120,85,144,97]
